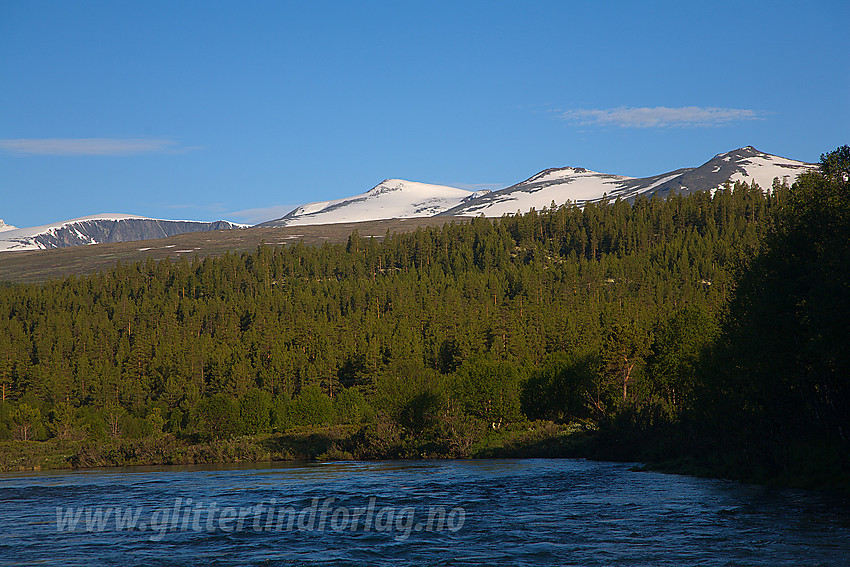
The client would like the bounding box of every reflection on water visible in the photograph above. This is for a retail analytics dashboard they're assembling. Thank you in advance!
[1,459,848,566]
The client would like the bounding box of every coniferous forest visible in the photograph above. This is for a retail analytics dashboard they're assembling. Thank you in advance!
[1,147,847,489]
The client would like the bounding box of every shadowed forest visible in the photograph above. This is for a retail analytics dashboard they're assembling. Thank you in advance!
[1,147,847,489]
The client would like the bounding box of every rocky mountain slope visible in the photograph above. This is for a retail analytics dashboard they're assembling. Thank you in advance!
[0,214,241,253]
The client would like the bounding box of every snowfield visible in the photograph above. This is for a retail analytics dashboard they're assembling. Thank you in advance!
[265,179,489,227]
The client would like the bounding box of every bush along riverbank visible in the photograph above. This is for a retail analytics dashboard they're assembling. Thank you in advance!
[0,420,593,473]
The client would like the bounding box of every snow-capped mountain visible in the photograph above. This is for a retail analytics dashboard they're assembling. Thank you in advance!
[265,147,812,226]
[260,179,490,228]
[1,147,814,253]
[0,214,242,253]
[440,167,635,218]
[439,146,813,217]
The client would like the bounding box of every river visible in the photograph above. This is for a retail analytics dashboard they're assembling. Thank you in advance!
[1,459,848,565]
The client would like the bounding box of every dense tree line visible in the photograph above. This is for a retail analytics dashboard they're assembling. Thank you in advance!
[689,146,850,476]
[4,145,844,479]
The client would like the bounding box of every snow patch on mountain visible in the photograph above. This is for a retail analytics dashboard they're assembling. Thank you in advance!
[724,151,810,191]
[440,168,631,218]
[641,173,682,192]
[262,179,481,227]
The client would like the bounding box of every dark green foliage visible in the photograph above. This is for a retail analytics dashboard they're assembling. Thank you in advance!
[699,147,850,454]
[11,403,42,441]
[598,322,653,406]
[646,306,718,411]
[398,389,447,433]
[818,144,850,185]
[240,388,272,434]
[199,394,240,438]
[333,387,372,425]
[287,385,335,427]
[373,360,442,424]
[521,351,596,422]
[450,356,523,426]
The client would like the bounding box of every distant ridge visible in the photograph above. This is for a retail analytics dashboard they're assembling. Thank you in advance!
[267,147,812,226]
[2,147,815,253]
[0,214,242,253]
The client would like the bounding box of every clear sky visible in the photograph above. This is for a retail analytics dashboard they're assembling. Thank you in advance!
[2,0,848,227]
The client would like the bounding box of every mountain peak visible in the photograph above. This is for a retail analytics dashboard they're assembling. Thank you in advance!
[367,179,410,196]
[714,146,762,159]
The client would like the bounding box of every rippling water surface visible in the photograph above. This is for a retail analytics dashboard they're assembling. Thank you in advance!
[1,459,848,565]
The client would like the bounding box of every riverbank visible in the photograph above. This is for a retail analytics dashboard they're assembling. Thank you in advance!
[0,421,588,472]
[2,422,847,496]
[633,442,850,495]
[0,425,355,472]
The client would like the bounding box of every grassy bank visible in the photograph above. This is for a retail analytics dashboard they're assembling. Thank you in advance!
[2,421,847,497]
[0,421,592,473]
[0,426,356,472]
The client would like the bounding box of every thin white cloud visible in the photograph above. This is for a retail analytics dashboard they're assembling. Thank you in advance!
[0,138,186,156]
[558,106,759,128]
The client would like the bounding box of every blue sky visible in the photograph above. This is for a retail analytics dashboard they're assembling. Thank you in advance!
[2,0,848,227]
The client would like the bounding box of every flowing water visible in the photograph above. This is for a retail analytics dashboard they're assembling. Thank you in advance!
[1,459,848,565]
